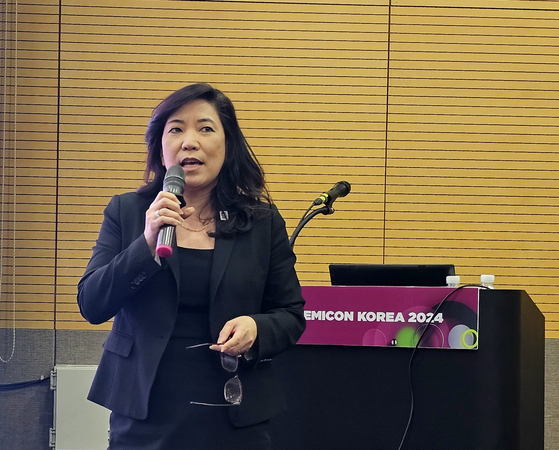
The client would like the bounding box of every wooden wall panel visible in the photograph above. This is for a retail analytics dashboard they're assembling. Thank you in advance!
[53,0,390,330]
[1,0,558,337]
[387,0,559,336]
[1,0,59,339]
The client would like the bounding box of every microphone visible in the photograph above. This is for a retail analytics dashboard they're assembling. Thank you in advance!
[314,181,351,206]
[156,165,186,258]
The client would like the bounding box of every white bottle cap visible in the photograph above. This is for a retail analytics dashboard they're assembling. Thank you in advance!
[446,275,460,286]
[480,274,495,285]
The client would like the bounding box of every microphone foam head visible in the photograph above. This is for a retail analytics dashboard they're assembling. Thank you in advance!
[339,181,351,197]
[163,164,186,195]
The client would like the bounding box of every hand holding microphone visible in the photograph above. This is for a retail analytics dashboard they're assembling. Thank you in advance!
[146,165,186,258]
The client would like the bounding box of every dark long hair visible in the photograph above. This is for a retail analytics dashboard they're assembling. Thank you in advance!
[139,83,271,236]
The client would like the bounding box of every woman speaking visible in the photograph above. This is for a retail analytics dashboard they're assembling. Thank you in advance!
[77,83,306,450]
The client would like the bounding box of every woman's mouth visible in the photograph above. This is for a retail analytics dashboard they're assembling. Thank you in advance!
[180,158,203,168]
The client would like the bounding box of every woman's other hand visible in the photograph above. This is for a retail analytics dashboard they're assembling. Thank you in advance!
[211,316,257,356]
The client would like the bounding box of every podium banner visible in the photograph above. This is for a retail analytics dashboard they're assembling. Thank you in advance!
[299,286,480,349]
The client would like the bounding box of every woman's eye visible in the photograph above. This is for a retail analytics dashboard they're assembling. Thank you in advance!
[168,127,182,133]
[200,126,214,132]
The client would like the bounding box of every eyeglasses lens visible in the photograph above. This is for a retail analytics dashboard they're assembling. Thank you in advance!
[224,375,242,405]
[220,353,239,373]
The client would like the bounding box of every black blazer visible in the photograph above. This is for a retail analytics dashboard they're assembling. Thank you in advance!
[77,192,306,426]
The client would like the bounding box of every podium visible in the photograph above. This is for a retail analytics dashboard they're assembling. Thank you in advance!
[270,287,545,450]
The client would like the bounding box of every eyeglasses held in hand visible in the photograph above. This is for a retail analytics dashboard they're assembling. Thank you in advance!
[185,342,242,407]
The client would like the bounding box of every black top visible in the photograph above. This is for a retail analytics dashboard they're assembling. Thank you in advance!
[173,247,213,339]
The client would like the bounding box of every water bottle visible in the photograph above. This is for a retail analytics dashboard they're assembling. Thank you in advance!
[480,274,495,289]
[446,275,460,288]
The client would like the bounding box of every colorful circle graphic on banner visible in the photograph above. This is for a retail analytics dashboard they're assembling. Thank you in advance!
[448,324,478,349]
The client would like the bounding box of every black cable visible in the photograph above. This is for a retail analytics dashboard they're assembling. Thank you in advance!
[396,284,486,450]
[299,203,315,222]
[0,376,50,392]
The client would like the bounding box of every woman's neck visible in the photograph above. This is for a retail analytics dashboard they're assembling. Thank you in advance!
[182,191,213,218]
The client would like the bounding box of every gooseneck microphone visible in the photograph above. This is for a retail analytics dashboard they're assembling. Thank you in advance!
[314,181,351,206]
[290,181,352,248]
[156,165,186,258]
